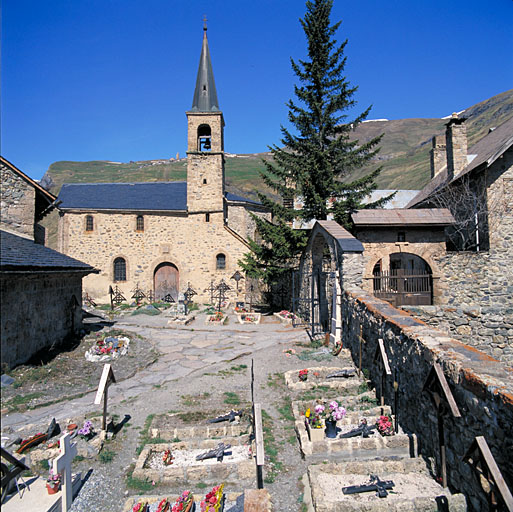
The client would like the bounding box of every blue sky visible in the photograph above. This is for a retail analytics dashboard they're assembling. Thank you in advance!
[2,0,512,180]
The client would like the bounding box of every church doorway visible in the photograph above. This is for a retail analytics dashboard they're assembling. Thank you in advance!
[372,252,433,306]
[154,263,179,302]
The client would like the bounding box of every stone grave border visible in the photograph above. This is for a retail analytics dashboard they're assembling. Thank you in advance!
[236,312,261,325]
[304,460,467,512]
[205,314,229,325]
[284,366,363,391]
[150,422,248,441]
[133,436,255,485]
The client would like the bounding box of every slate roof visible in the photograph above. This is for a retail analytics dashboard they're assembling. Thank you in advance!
[57,182,260,210]
[0,230,96,272]
[190,27,220,113]
[352,208,454,226]
[407,116,513,208]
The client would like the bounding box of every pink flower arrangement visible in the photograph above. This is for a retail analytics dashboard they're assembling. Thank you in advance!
[323,401,346,422]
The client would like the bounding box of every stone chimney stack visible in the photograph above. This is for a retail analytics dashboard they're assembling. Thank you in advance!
[445,113,468,181]
[430,135,447,179]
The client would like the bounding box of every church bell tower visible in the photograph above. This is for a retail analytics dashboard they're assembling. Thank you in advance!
[186,22,225,214]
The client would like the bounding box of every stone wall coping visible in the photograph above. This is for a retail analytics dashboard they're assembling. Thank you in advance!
[346,288,513,407]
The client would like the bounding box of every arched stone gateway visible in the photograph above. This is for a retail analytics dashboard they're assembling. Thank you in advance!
[372,252,433,306]
[296,221,364,339]
[153,262,179,302]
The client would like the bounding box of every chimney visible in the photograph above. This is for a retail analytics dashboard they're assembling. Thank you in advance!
[430,135,446,179]
[445,113,468,181]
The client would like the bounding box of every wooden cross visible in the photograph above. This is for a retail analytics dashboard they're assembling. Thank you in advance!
[422,362,461,488]
[463,436,513,511]
[358,326,365,376]
[373,338,391,406]
[94,363,116,431]
[52,433,77,512]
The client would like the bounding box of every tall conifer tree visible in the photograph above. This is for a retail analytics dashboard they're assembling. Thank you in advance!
[241,0,388,285]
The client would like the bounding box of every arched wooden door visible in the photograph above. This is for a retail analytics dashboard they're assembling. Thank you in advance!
[154,263,179,301]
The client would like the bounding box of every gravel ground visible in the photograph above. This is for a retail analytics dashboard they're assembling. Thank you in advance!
[1,310,354,512]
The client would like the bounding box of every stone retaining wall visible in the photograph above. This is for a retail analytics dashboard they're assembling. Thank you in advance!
[402,305,513,364]
[341,287,513,511]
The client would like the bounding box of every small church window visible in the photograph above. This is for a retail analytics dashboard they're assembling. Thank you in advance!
[397,232,406,242]
[216,253,226,270]
[205,213,210,222]
[203,178,207,184]
[114,257,127,282]
[86,215,94,231]
[136,215,144,231]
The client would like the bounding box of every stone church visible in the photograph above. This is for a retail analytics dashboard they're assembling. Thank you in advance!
[57,27,269,303]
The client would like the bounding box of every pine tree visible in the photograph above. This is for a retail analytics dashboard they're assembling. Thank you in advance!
[240,0,388,285]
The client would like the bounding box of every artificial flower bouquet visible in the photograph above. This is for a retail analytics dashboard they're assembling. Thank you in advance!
[172,490,194,512]
[305,407,323,429]
[376,414,394,436]
[200,484,224,512]
[77,420,95,439]
[46,468,61,494]
[318,401,347,423]
[298,369,308,381]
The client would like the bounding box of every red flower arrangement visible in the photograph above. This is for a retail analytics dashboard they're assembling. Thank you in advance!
[162,449,174,465]
[200,484,224,512]
[376,415,394,436]
[298,369,308,381]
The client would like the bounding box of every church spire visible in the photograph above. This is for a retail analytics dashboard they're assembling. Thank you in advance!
[191,19,220,112]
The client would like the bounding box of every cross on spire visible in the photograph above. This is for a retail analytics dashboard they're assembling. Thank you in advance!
[203,14,207,31]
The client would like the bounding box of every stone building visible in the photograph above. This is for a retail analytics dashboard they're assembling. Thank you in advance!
[0,155,56,244]
[57,27,269,303]
[403,115,513,361]
[0,157,96,369]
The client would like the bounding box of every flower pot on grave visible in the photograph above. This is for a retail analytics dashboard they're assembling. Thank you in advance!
[325,420,337,439]
[46,483,60,495]
[309,425,325,443]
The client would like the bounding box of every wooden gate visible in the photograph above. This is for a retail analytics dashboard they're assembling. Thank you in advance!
[154,263,179,301]
[372,269,432,306]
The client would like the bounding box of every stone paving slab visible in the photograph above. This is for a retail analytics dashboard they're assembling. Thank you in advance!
[305,461,467,511]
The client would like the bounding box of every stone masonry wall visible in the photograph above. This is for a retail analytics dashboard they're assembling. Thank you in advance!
[0,272,84,369]
[341,287,513,511]
[0,162,35,239]
[59,210,252,303]
[403,304,513,364]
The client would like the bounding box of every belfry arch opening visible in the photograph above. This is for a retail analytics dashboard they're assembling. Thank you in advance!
[372,252,433,306]
[153,262,179,302]
[197,124,212,151]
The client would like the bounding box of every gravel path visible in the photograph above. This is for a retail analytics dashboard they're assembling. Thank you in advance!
[1,310,353,512]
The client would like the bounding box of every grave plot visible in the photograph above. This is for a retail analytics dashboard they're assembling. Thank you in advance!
[284,366,362,391]
[293,397,416,461]
[84,333,130,362]
[304,460,467,511]
[133,412,254,486]
[133,437,254,486]
[273,309,299,325]
[122,489,245,512]
[205,311,229,325]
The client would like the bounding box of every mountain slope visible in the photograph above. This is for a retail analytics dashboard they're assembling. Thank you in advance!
[41,89,513,196]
